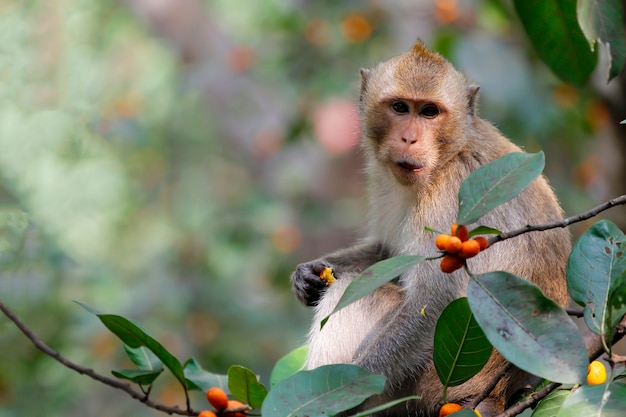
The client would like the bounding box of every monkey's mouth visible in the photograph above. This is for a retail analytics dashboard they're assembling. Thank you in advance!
[396,161,425,173]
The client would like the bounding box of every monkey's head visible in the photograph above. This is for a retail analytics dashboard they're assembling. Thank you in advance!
[359,40,479,188]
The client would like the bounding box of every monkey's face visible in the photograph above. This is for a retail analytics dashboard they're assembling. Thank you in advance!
[371,97,447,187]
[359,42,472,189]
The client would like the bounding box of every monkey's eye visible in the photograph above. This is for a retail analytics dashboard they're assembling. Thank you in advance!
[391,101,410,114]
[420,104,439,118]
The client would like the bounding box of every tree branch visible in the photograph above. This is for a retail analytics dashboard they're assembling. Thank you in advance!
[489,194,626,245]
[0,299,199,416]
[3,195,626,417]
[472,196,626,415]
[494,315,626,417]
[496,381,561,417]
[469,362,513,409]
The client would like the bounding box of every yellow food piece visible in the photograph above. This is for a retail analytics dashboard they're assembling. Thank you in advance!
[474,410,482,417]
[587,360,607,385]
[319,267,336,285]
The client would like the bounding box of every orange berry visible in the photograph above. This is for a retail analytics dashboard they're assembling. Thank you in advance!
[587,360,607,385]
[445,236,463,254]
[435,234,451,250]
[198,411,218,417]
[440,254,464,273]
[459,239,481,259]
[226,400,248,417]
[206,387,229,411]
[439,402,463,417]
[451,223,469,242]
[473,236,489,250]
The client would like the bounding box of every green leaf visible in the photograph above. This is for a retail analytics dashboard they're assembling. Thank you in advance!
[77,302,188,390]
[228,365,268,409]
[123,344,163,372]
[447,411,478,417]
[531,389,571,417]
[556,381,626,416]
[433,298,493,387]
[615,370,626,381]
[468,226,502,237]
[577,0,626,81]
[348,396,422,417]
[467,272,588,384]
[621,119,626,124]
[566,220,626,336]
[183,357,228,392]
[607,270,626,344]
[457,152,545,225]
[111,368,163,386]
[425,225,447,235]
[261,364,385,417]
[109,336,165,387]
[270,345,308,387]
[75,300,101,315]
[99,314,186,387]
[321,255,425,328]
[514,0,598,85]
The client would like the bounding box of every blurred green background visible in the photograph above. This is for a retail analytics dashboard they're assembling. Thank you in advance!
[0,1,624,416]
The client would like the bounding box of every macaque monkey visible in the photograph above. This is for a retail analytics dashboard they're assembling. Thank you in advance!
[291,40,570,417]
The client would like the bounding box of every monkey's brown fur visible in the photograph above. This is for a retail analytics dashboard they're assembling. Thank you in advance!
[291,41,570,417]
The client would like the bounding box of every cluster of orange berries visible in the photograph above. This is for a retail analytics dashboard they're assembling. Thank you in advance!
[198,387,249,417]
[436,223,489,273]
[439,403,481,417]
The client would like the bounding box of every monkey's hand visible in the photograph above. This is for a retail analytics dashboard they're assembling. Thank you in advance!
[291,261,333,307]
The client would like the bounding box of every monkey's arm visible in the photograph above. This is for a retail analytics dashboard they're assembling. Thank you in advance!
[291,241,388,307]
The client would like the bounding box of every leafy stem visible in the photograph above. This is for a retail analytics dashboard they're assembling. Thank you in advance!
[140,383,153,398]
[0,299,199,417]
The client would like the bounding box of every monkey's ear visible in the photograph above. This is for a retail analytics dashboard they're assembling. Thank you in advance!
[359,69,371,109]
[467,84,480,117]
[360,68,370,91]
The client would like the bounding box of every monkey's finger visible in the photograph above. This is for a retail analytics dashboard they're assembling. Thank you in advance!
[296,261,330,277]
[293,273,327,294]
[292,274,328,305]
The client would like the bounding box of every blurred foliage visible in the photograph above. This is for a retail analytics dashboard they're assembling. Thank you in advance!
[0,0,622,416]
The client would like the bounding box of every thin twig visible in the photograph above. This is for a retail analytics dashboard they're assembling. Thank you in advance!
[496,381,561,417]
[489,194,626,246]
[0,299,199,416]
[470,362,513,409]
